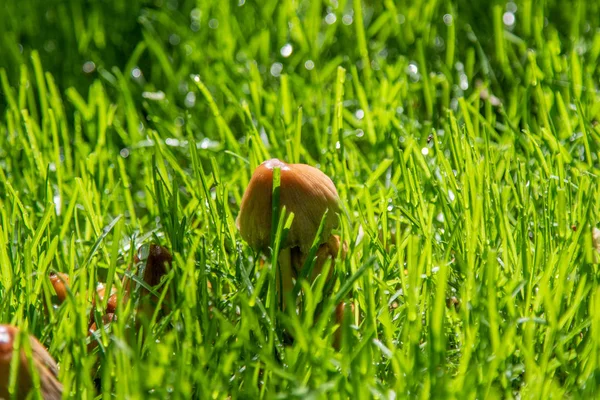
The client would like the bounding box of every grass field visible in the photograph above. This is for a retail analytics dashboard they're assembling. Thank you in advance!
[1,0,600,398]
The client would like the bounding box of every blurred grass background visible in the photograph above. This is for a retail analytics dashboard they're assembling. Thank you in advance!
[1,0,600,398]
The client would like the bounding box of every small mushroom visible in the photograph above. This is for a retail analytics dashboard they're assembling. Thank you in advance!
[131,244,173,322]
[333,301,355,349]
[48,272,70,304]
[49,244,173,354]
[0,325,62,400]
[237,159,340,307]
[591,227,600,263]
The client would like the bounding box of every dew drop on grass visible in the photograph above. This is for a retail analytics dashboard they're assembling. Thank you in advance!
[459,74,469,90]
[142,91,165,101]
[280,43,293,57]
[131,67,142,79]
[82,61,96,73]
[503,12,515,27]
[325,13,337,24]
[304,60,315,70]
[270,62,283,77]
[342,14,353,25]
[120,148,130,158]
[53,194,61,215]
[448,189,455,202]
[169,34,180,46]
[209,19,219,29]
[443,14,453,26]
[185,92,196,107]
[166,138,180,147]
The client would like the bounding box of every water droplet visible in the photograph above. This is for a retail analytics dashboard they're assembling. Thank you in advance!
[185,92,196,108]
[503,12,515,26]
[169,34,181,46]
[342,14,353,25]
[131,67,142,79]
[421,147,429,156]
[142,91,165,101]
[443,14,453,26]
[270,62,283,77]
[44,40,56,53]
[208,19,219,29]
[355,109,365,120]
[325,13,337,24]
[304,60,315,70]
[120,148,130,158]
[280,43,293,57]
[53,194,61,215]
[82,61,96,73]
[459,73,469,90]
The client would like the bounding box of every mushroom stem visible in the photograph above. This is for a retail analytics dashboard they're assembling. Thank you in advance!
[276,247,295,310]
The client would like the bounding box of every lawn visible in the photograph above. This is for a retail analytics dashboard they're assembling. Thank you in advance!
[0,0,599,398]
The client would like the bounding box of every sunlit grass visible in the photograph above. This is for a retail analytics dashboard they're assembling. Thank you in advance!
[1,0,600,398]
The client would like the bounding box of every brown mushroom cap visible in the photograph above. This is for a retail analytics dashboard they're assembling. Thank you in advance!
[0,325,62,400]
[49,272,70,304]
[237,159,340,252]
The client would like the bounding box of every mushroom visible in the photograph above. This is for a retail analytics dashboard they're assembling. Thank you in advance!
[0,325,62,400]
[48,244,173,352]
[333,301,355,349]
[48,272,70,304]
[128,244,173,322]
[593,227,600,262]
[237,158,341,308]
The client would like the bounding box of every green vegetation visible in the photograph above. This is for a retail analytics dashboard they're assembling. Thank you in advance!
[1,0,599,398]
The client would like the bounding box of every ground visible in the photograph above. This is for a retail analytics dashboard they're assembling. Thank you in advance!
[0,0,599,398]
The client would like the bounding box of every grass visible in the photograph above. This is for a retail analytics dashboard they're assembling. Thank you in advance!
[1,0,600,398]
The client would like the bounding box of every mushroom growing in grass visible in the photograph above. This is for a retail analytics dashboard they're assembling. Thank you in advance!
[0,325,62,400]
[48,244,173,352]
[237,158,341,308]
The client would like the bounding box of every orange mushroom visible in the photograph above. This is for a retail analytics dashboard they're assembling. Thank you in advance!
[0,325,62,400]
[237,159,340,308]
